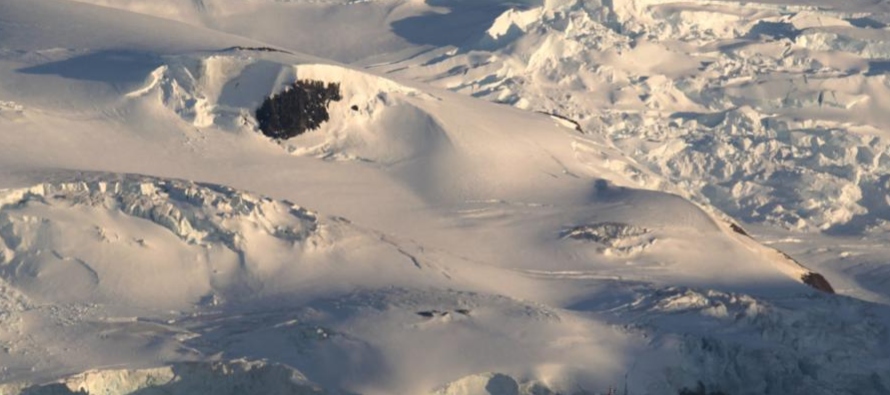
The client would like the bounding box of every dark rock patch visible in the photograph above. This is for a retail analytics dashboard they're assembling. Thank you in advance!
[536,111,584,133]
[802,272,835,294]
[255,79,342,140]
[729,223,750,237]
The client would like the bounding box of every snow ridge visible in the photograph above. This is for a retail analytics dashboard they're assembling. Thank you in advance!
[0,177,323,252]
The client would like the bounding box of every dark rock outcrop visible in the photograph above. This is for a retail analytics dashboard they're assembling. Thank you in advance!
[255,80,342,140]
[802,272,836,294]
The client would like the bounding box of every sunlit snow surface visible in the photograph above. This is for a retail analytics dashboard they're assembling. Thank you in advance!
[0,0,890,394]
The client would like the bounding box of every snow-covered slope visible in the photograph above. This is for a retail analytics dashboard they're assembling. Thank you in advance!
[369,0,890,233]
[71,0,890,234]
[0,0,889,394]
[238,0,890,302]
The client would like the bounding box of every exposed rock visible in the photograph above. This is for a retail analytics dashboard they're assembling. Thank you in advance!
[802,272,836,294]
[255,79,342,140]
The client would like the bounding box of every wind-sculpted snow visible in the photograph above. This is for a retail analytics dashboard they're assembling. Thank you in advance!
[617,286,890,395]
[600,107,889,233]
[0,176,333,308]
[0,360,326,395]
[377,0,890,234]
[0,177,322,250]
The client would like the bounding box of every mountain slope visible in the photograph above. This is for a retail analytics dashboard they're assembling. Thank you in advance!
[0,1,887,394]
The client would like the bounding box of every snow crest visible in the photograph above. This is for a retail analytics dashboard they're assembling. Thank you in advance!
[0,177,322,251]
[0,175,333,308]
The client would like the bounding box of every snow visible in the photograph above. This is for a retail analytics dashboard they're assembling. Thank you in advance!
[367,0,890,233]
[0,0,890,394]
[0,360,325,395]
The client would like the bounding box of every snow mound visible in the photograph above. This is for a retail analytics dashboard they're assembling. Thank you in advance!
[281,76,448,165]
[122,50,452,166]
[0,360,325,395]
[0,175,332,308]
[126,52,421,131]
